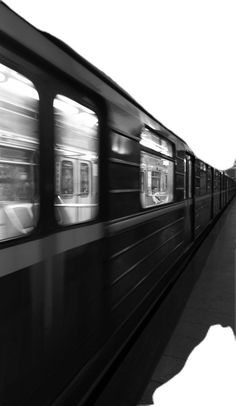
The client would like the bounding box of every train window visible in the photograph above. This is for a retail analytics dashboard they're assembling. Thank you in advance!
[140,128,174,207]
[140,152,174,207]
[54,94,99,225]
[0,63,39,241]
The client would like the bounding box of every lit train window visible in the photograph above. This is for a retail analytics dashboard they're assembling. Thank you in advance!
[140,128,174,208]
[140,152,174,207]
[0,63,39,241]
[54,95,99,225]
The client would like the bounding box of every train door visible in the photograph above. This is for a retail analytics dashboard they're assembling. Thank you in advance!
[186,154,194,240]
[78,160,92,222]
[52,91,106,400]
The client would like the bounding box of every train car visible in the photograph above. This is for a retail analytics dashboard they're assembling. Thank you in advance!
[0,3,235,406]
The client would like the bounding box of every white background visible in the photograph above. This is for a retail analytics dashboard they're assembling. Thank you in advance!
[4,0,236,169]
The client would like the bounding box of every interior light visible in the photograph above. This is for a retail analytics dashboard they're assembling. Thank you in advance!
[80,104,96,115]
[54,95,98,126]
[80,152,98,160]
[0,77,39,100]
[140,138,162,152]
[140,136,172,156]
[163,160,169,166]
[54,97,78,115]
[77,112,98,127]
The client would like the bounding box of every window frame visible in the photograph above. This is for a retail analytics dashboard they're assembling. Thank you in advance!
[0,52,41,243]
[52,88,101,227]
[139,126,175,210]
[0,41,107,247]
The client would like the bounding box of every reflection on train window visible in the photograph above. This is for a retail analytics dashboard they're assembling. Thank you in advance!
[0,63,39,241]
[54,94,99,225]
[140,152,174,207]
[61,160,73,195]
[80,163,89,195]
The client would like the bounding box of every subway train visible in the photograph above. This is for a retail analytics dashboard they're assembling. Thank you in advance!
[0,3,235,406]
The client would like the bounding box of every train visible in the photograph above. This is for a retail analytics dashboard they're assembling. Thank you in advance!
[0,3,235,406]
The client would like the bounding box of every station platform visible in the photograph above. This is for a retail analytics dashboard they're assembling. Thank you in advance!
[138,197,236,405]
[93,198,235,406]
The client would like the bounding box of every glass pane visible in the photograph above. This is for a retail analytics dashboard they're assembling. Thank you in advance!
[140,152,174,207]
[0,63,39,241]
[80,163,89,195]
[54,95,99,225]
[61,160,73,195]
[140,127,173,157]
